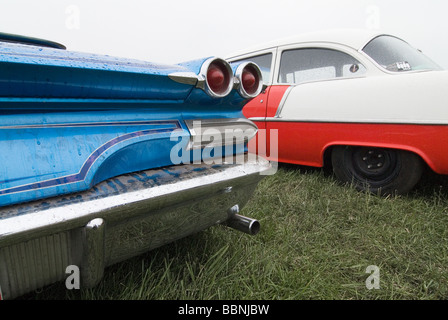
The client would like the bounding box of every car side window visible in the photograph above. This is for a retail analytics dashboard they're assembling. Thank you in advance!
[232,53,273,85]
[278,48,366,84]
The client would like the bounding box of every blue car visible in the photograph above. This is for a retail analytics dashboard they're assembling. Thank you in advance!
[0,33,270,299]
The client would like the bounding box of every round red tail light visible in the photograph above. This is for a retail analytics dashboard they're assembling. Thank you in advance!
[242,68,257,95]
[235,62,263,99]
[207,63,227,94]
[198,58,233,98]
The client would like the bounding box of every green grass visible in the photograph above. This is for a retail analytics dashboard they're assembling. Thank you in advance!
[22,164,448,300]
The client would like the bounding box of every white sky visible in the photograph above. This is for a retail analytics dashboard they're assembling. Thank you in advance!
[1,0,447,68]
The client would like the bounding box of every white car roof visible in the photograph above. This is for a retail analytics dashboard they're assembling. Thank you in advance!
[227,29,385,59]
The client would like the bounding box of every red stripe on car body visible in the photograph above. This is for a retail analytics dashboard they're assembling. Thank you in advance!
[256,121,448,175]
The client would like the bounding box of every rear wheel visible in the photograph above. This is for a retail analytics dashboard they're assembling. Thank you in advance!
[331,146,423,195]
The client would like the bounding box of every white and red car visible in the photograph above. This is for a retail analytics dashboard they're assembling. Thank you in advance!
[228,29,448,195]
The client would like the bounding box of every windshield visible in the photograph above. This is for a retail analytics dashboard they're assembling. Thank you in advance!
[362,35,442,72]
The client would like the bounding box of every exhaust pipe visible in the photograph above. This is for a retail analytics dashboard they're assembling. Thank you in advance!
[223,205,260,235]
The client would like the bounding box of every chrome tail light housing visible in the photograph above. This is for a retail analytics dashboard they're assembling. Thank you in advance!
[197,58,234,98]
[168,57,264,99]
[234,62,264,99]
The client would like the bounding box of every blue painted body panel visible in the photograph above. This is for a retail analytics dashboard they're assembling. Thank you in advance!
[0,42,249,207]
[0,42,195,100]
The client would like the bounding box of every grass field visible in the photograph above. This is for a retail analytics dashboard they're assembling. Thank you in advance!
[23,164,448,300]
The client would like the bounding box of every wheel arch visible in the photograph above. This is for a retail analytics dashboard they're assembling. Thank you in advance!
[321,141,434,172]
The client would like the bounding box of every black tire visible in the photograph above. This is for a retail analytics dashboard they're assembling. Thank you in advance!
[331,146,423,195]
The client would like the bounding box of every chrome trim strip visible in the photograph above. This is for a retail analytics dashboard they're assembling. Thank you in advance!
[184,118,258,150]
[168,72,199,86]
[184,117,258,129]
[0,119,179,130]
[0,97,184,105]
[261,117,448,125]
[274,85,294,118]
[248,117,266,122]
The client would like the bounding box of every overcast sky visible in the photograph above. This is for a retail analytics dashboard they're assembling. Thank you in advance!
[1,0,447,68]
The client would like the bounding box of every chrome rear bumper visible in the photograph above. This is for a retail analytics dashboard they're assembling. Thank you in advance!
[0,155,270,299]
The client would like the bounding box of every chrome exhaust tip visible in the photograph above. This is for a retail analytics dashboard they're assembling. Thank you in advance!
[223,205,260,235]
